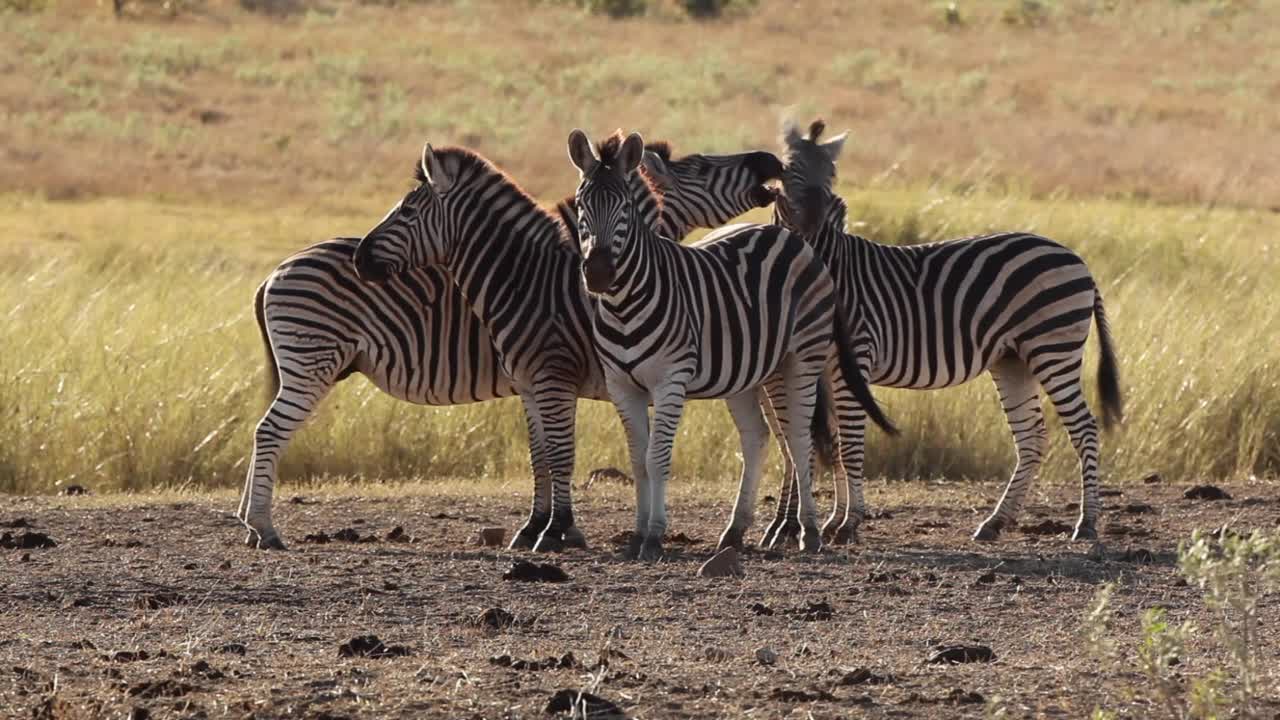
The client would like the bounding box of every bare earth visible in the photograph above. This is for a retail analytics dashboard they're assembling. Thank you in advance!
[2,481,1278,719]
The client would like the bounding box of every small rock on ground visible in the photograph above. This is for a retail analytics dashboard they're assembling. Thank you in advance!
[755,647,777,666]
[697,547,744,578]
[545,688,626,718]
[337,635,411,659]
[1183,485,1231,501]
[502,560,569,583]
[475,527,506,547]
[926,644,996,664]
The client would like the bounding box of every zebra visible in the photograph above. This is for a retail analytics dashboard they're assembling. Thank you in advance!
[238,140,783,550]
[567,129,897,560]
[764,119,1123,544]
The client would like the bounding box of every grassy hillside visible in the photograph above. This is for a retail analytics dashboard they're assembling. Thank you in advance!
[3,0,1279,207]
[1,0,1278,496]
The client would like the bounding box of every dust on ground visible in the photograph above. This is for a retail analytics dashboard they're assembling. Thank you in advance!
[2,480,1278,719]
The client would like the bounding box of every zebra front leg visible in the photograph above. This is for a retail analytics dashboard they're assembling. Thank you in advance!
[718,390,771,551]
[512,395,554,550]
[238,378,331,551]
[782,357,823,554]
[1035,358,1103,541]
[533,388,585,552]
[975,359,1047,542]
[610,382,653,561]
[640,378,690,562]
[758,380,801,549]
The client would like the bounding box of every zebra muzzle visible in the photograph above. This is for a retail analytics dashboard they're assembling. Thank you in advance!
[582,250,615,294]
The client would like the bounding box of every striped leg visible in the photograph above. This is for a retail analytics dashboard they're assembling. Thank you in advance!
[640,377,691,562]
[759,378,802,549]
[238,370,335,550]
[781,356,824,553]
[974,358,1047,541]
[1032,353,1102,540]
[533,386,585,552]
[610,381,652,561]
[511,395,554,550]
[717,390,771,551]
[823,368,867,545]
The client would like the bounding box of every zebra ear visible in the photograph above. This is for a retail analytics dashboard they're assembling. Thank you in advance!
[567,129,599,176]
[619,132,645,174]
[640,150,675,189]
[421,143,455,194]
[820,131,848,162]
[781,116,803,148]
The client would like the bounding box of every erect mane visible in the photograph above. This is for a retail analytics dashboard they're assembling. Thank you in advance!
[643,140,673,162]
[593,131,664,220]
[424,145,574,248]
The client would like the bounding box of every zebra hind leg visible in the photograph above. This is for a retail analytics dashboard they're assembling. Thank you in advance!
[758,380,802,549]
[824,371,867,545]
[238,369,336,550]
[1033,356,1103,541]
[974,359,1048,542]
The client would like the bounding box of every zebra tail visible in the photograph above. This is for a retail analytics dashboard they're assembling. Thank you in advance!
[254,281,280,406]
[1093,289,1124,430]
[810,377,836,470]
[832,304,899,437]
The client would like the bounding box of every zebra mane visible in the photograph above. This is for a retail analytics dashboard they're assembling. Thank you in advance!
[596,131,664,219]
[425,145,575,249]
[643,140,673,162]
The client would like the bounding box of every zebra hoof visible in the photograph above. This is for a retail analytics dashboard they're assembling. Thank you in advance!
[509,532,537,551]
[638,537,665,562]
[829,523,858,546]
[618,533,644,561]
[246,529,287,551]
[532,532,564,553]
[1072,523,1099,542]
[562,526,588,550]
[973,518,1007,542]
[717,526,745,552]
[800,525,823,554]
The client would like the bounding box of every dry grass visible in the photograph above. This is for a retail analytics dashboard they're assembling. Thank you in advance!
[3,0,1280,208]
[2,182,1278,496]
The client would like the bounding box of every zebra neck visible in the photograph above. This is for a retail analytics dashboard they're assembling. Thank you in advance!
[600,223,667,311]
[444,204,575,358]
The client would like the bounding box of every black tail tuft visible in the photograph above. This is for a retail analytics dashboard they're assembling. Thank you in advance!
[255,281,280,407]
[811,378,836,469]
[831,304,898,437]
[1093,290,1123,430]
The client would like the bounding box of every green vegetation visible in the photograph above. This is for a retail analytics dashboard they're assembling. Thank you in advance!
[1084,530,1280,719]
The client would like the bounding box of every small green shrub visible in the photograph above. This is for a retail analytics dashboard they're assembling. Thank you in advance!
[0,0,50,13]
[1083,530,1280,719]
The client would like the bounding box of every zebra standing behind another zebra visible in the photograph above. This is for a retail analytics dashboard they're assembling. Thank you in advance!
[238,140,782,550]
[568,129,897,560]
[766,119,1123,544]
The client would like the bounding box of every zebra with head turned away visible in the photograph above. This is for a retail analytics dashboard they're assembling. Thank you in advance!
[237,140,783,550]
[764,119,1123,545]
[567,129,898,560]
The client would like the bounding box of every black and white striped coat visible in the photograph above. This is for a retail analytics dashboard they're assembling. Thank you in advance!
[237,141,781,550]
[569,130,896,560]
[765,120,1122,545]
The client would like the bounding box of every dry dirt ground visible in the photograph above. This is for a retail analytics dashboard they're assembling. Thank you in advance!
[2,480,1278,719]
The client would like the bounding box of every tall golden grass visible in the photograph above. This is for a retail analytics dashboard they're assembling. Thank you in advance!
[2,183,1276,495]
